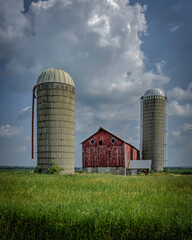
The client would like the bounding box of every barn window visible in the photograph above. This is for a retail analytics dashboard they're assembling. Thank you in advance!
[110,138,116,144]
[90,139,95,145]
[99,141,102,145]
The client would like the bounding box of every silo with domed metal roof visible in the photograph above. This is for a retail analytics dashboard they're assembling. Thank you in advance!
[32,68,75,173]
[141,88,167,171]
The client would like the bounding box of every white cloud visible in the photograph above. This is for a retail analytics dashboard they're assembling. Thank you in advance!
[107,0,120,10]
[171,131,180,137]
[0,124,23,138]
[60,31,79,44]
[20,106,31,113]
[183,123,192,132]
[87,14,111,47]
[75,107,96,133]
[0,0,31,59]
[1,0,169,97]
[18,106,31,120]
[169,101,192,117]
[168,82,192,100]
[170,122,192,149]
[169,22,182,33]
[2,0,192,167]
[75,101,139,139]
[1,0,170,155]
[155,60,166,74]
[33,0,56,10]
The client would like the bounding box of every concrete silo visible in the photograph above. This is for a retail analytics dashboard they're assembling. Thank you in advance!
[32,68,75,173]
[140,88,167,171]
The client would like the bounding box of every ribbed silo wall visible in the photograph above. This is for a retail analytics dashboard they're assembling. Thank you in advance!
[36,82,75,173]
[142,96,165,171]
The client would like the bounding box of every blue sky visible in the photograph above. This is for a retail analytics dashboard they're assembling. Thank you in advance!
[0,0,192,167]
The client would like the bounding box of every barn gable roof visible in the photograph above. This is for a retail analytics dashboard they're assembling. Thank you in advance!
[81,126,139,152]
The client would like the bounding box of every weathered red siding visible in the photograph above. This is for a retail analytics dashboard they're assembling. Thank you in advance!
[82,129,124,167]
[124,144,131,162]
[82,128,140,169]
[132,148,138,160]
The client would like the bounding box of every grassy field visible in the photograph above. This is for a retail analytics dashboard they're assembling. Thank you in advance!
[0,171,192,240]
[164,168,192,175]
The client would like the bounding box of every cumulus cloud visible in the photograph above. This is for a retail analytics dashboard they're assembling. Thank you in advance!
[0,124,23,137]
[155,60,166,74]
[183,123,192,132]
[0,1,30,57]
[169,101,192,117]
[76,107,95,134]
[1,0,169,95]
[171,122,192,149]
[1,0,170,150]
[168,82,192,100]
[75,101,140,148]
[18,106,31,120]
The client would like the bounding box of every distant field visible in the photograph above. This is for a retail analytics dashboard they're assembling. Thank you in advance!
[0,172,192,240]
[164,168,192,175]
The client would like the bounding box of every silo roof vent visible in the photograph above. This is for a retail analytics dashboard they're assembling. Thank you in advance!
[36,68,75,87]
[144,88,165,98]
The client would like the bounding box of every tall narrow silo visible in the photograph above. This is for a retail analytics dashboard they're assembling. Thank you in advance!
[141,88,167,171]
[32,68,75,173]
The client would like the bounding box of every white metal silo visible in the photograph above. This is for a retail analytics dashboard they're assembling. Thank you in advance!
[32,68,75,174]
[140,88,167,171]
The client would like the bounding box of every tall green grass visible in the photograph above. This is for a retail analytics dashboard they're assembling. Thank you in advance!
[0,172,192,239]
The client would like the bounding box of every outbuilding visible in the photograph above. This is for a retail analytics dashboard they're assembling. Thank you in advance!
[82,127,140,175]
[127,160,152,175]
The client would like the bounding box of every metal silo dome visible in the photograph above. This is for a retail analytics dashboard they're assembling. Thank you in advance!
[33,68,75,174]
[36,68,75,87]
[143,88,165,98]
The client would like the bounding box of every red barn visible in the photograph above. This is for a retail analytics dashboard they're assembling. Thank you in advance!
[82,127,140,175]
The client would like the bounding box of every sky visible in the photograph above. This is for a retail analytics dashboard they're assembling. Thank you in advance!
[0,0,192,167]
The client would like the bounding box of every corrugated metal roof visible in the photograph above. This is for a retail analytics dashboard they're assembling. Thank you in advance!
[36,68,75,87]
[128,160,151,169]
[143,88,165,98]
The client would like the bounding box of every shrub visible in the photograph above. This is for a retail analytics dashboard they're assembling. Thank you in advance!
[33,166,40,174]
[47,161,64,174]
